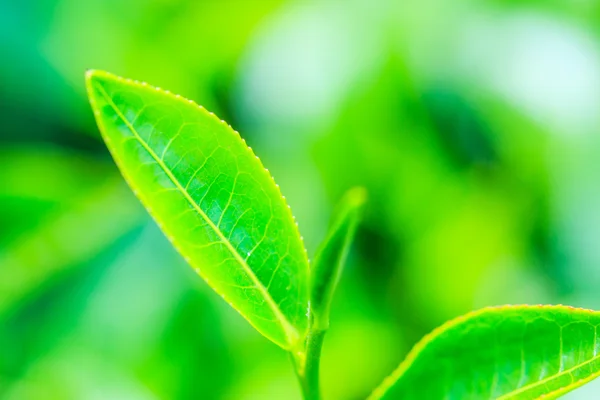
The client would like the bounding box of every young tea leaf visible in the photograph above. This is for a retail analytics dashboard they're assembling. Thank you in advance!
[310,187,366,330]
[85,70,309,350]
[369,305,600,399]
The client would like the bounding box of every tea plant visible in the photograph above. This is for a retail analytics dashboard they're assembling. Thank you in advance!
[86,70,600,399]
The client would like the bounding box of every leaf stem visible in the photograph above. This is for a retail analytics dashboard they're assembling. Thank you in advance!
[304,329,326,400]
[290,188,367,399]
[290,328,326,400]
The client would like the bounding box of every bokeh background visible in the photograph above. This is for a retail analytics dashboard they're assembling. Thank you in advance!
[3,0,600,398]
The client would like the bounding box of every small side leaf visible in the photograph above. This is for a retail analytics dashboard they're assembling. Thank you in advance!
[310,187,367,330]
[85,70,310,350]
[369,305,600,399]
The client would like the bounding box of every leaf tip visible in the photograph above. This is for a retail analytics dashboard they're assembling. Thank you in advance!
[85,69,110,86]
[84,69,116,106]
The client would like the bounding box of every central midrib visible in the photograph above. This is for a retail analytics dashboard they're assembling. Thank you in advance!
[96,83,299,346]
[497,352,600,399]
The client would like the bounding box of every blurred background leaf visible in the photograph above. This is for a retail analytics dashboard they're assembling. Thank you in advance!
[2,0,600,398]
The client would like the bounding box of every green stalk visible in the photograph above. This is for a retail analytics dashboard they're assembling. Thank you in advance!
[290,327,326,400]
[290,187,366,399]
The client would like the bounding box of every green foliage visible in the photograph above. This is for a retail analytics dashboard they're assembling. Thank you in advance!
[86,71,600,399]
[0,148,143,316]
[310,187,367,331]
[85,70,310,351]
[8,0,600,398]
[371,306,600,399]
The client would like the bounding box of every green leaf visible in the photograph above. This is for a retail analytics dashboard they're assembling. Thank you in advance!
[310,187,367,330]
[369,305,600,399]
[85,70,310,350]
